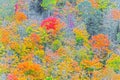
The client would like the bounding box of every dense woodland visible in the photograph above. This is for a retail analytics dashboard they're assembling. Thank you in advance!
[0,0,120,80]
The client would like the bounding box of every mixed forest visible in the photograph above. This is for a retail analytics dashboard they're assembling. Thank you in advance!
[0,0,120,80]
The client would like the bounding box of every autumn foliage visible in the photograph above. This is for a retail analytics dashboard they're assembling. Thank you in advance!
[89,34,110,50]
[40,16,64,34]
[111,9,120,20]
[89,0,99,8]
[0,0,120,80]
[15,12,27,23]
